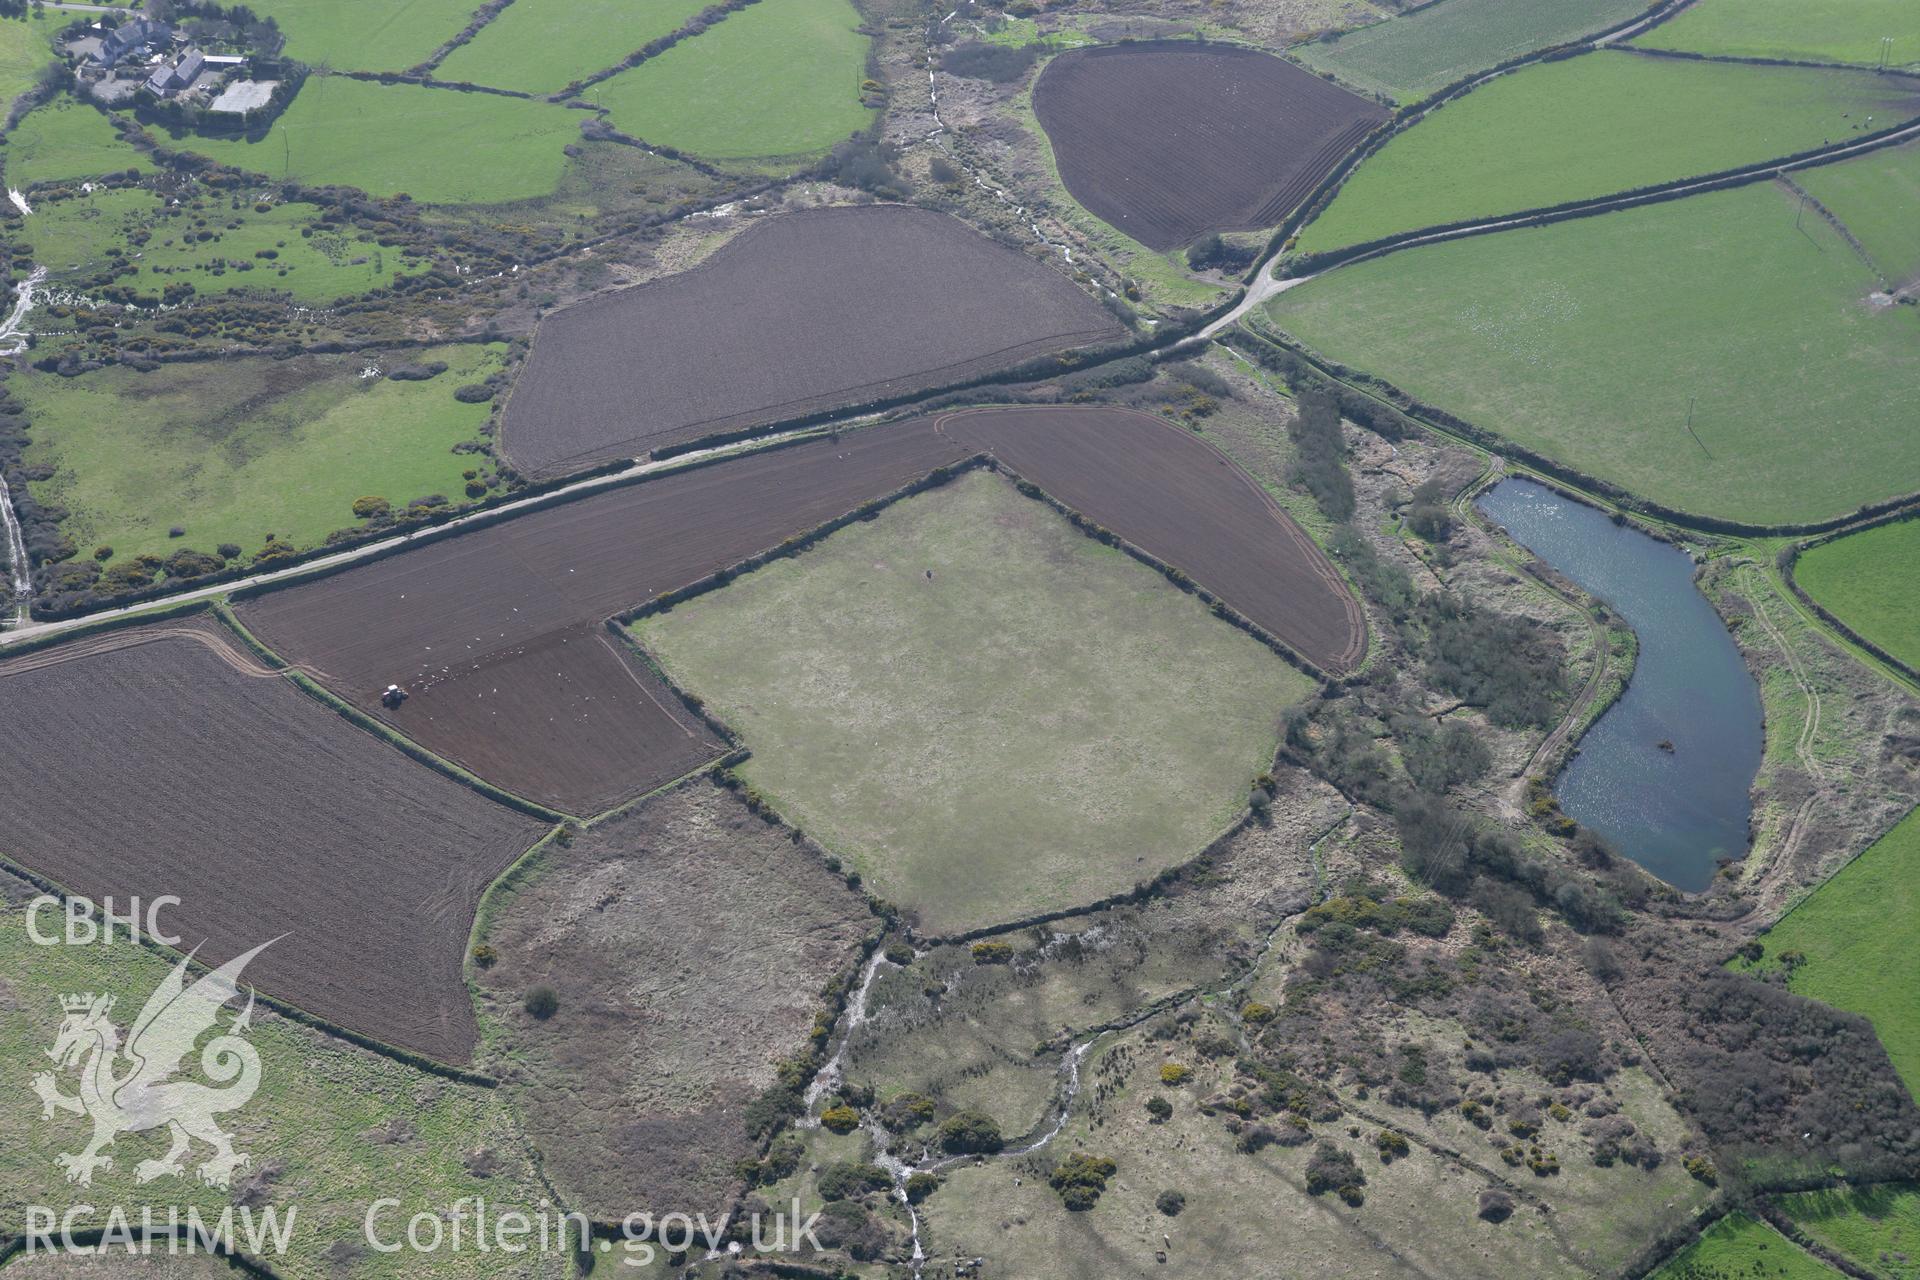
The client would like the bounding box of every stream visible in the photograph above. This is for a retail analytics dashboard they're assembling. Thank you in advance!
[0,466,29,626]
[1477,478,1762,890]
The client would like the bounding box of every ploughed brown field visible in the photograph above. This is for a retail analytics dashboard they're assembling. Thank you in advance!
[0,617,548,1064]
[498,204,1123,478]
[239,426,978,815]
[239,406,1363,817]
[942,406,1367,671]
[472,780,871,1219]
[1032,43,1389,251]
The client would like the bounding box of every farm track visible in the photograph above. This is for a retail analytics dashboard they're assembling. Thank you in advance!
[1741,566,1830,893]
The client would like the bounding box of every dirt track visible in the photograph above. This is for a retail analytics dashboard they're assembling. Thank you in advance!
[1032,44,1388,251]
[499,204,1122,477]
[0,617,548,1064]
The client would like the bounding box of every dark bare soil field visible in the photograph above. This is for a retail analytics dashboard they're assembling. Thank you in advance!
[0,618,548,1064]
[499,204,1122,477]
[238,426,975,814]
[395,623,724,816]
[1031,43,1390,251]
[473,779,870,1218]
[942,406,1367,672]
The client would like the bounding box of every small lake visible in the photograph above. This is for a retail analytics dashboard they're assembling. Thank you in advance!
[1476,478,1762,891]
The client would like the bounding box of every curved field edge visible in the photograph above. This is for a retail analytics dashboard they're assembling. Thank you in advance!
[1263,181,1920,529]
[1296,51,1920,255]
[1729,807,1920,1100]
[1289,0,1656,104]
[1789,516,1920,678]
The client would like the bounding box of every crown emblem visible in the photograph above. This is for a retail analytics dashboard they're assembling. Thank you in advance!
[60,993,102,1013]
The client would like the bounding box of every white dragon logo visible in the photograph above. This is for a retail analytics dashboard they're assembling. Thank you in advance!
[31,941,273,1189]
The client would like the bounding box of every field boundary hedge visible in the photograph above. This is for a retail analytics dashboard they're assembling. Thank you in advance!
[0,850,504,1089]
[1283,91,1920,276]
[210,603,576,824]
[1229,322,1920,539]
[1778,508,1920,688]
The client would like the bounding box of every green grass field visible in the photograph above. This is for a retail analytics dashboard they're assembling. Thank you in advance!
[17,344,504,564]
[1731,808,1920,1098]
[181,77,578,204]
[636,470,1314,935]
[1795,519,1920,673]
[2,98,147,190]
[25,188,427,303]
[586,0,872,162]
[1268,182,1920,526]
[1297,51,1920,253]
[245,0,478,72]
[1290,0,1651,103]
[1634,0,1920,71]
[1799,138,1920,285]
[1780,1183,1920,1280]
[0,12,57,113]
[435,0,713,93]
[0,904,566,1280]
[1650,1212,1844,1280]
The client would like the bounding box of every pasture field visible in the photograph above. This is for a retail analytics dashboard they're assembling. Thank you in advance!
[1780,1183,1920,1280]
[0,896,566,1280]
[1732,808,1920,1097]
[1649,1212,1842,1279]
[1799,137,1920,285]
[0,12,57,113]
[24,188,427,302]
[1,98,146,189]
[1291,0,1652,103]
[435,0,712,93]
[1794,519,1920,673]
[1030,43,1387,250]
[181,77,579,204]
[0,618,549,1062]
[500,205,1119,476]
[17,344,505,567]
[244,0,477,72]
[635,469,1316,935]
[1268,183,1920,526]
[472,780,871,1218]
[1633,0,1920,71]
[585,0,871,162]
[1297,51,1920,254]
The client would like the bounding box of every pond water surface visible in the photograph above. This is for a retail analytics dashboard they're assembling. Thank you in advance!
[1476,478,1762,891]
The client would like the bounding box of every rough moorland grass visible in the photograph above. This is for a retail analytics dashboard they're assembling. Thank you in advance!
[1799,137,1920,285]
[1268,183,1920,526]
[25,187,427,302]
[16,344,504,563]
[1291,0,1650,103]
[1780,1183,1920,1280]
[1633,0,1920,71]
[635,470,1314,935]
[1649,1212,1844,1280]
[0,905,566,1280]
[1795,519,1920,673]
[245,0,479,72]
[0,12,57,112]
[1,97,147,189]
[435,0,713,93]
[586,0,872,162]
[1731,808,1920,1098]
[1297,51,1920,253]
[181,76,579,204]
